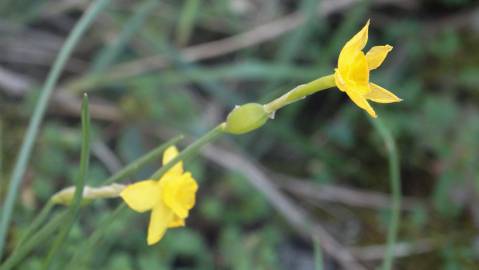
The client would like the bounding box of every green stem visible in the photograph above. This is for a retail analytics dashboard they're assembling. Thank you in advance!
[371,119,401,270]
[15,200,55,249]
[0,0,111,257]
[42,95,91,270]
[264,74,335,113]
[151,124,226,179]
[103,135,184,185]
[0,211,68,270]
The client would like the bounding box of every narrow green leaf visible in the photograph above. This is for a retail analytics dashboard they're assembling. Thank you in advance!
[41,94,91,270]
[0,0,111,257]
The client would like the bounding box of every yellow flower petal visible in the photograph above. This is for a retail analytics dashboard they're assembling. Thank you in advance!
[338,47,353,75]
[162,146,183,176]
[345,89,377,118]
[120,180,161,213]
[147,202,173,245]
[365,83,402,103]
[163,146,178,163]
[162,173,198,219]
[345,20,370,51]
[168,215,185,228]
[338,20,370,71]
[347,51,369,86]
[366,45,393,70]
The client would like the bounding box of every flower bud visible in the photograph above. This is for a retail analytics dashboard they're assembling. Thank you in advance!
[51,184,126,206]
[224,103,269,134]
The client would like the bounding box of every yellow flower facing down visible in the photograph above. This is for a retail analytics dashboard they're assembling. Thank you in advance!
[334,20,402,118]
[120,146,198,245]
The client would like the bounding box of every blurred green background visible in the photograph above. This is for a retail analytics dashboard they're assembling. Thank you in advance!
[1,0,479,269]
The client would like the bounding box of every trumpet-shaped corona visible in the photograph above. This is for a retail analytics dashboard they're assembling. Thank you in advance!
[120,146,198,245]
[334,20,402,118]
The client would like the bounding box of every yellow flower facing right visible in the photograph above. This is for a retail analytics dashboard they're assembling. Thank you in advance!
[334,20,402,118]
[120,146,198,245]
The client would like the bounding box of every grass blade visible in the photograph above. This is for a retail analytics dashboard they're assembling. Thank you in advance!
[0,0,111,257]
[41,94,91,270]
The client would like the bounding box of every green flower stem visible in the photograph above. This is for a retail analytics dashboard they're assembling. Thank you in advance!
[15,200,55,249]
[42,95,90,270]
[370,119,401,270]
[0,211,68,270]
[103,135,184,185]
[383,140,400,270]
[0,0,111,257]
[264,74,335,113]
[151,123,226,180]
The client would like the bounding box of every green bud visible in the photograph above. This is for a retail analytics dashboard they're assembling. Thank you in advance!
[224,103,269,134]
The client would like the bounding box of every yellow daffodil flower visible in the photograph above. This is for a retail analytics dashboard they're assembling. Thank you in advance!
[120,146,198,245]
[334,20,402,118]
